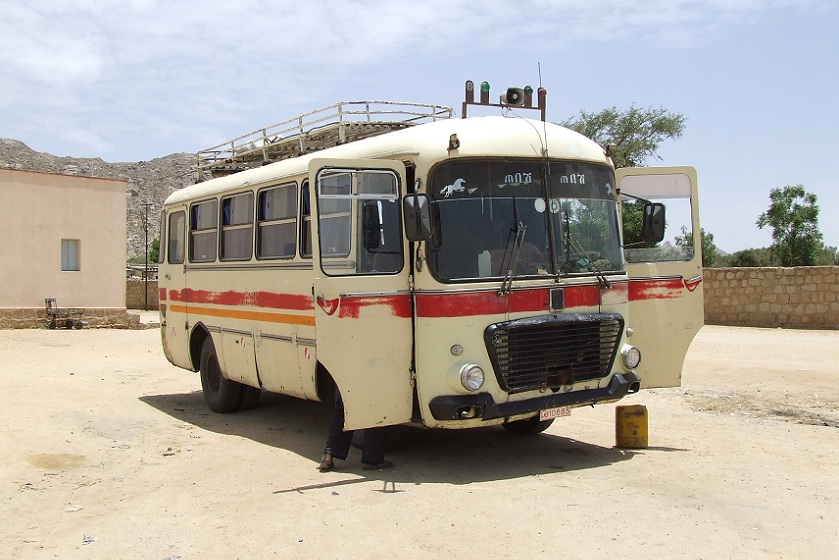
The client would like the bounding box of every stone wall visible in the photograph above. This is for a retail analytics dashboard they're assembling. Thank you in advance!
[703,266,839,329]
[126,278,159,310]
[0,307,144,329]
[6,270,839,330]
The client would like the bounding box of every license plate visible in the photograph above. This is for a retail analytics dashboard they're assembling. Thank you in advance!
[539,406,571,421]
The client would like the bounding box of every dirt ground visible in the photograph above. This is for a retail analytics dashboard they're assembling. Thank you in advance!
[1,322,837,559]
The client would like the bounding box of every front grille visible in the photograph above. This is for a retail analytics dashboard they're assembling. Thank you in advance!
[484,313,623,393]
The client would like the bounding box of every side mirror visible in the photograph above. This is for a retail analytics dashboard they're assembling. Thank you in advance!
[361,201,381,250]
[403,194,432,242]
[642,202,666,244]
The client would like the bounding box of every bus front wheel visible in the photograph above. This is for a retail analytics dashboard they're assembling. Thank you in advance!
[199,337,242,413]
[502,416,555,435]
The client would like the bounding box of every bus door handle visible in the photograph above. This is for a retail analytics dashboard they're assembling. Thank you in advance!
[316,295,340,316]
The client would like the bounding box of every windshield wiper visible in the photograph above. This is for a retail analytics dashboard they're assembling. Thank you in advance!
[498,221,526,296]
[568,243,611,289]
[563,216,610,290]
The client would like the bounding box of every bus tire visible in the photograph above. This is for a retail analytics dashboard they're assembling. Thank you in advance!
[199,337,241,413]
[502,416,554,435]
[237,385,261,411]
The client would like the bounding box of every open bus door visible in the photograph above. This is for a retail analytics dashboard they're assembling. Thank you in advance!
[309,158,414,430]
[618,166,704,389]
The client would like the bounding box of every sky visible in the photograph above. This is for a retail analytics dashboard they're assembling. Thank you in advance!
[1,0,837,253]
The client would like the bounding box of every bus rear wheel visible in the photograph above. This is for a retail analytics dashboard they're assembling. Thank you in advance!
[502,416,555,435]
[199,337,242,413]
[237,385,261,410]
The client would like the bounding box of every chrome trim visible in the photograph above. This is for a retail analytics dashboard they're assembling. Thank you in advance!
[185,262,314,272]
[337,290,412,298]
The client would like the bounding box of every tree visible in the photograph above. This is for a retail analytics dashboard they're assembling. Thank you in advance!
[149,238,160,264]
[720,248,772,268]
[675,225,718,267]
[756,185,822,266]
[561,105,687,169]
[817,246,839,265]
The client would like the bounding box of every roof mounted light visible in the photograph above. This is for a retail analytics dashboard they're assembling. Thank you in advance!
[461,80,547,121]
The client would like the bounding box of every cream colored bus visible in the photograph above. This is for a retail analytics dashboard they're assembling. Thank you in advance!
[158,94,703,435]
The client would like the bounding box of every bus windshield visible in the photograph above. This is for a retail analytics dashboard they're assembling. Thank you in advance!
[427,159,622,282]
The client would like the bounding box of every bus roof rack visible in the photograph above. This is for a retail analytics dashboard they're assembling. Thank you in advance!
[194,101,454,181]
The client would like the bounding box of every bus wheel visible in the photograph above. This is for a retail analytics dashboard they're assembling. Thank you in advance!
[199,338,242,413]
[502,416,554,435]
[237,385,261,411]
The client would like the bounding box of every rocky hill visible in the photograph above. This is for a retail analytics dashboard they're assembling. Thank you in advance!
[0,138,195,259]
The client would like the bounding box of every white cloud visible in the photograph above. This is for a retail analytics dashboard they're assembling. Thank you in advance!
[0,0,833,159]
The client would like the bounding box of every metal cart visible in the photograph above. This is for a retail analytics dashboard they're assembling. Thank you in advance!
[45,298,84,329]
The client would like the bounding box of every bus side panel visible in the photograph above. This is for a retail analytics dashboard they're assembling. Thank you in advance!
[619,166,704,389]
[256,333,318,400]
[159,207,193,371]
[217,329,260,388]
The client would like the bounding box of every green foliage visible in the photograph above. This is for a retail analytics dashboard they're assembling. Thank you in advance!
[561,105,687,168]
[126,238,159,265]
[817,245,839,265]
[620,200,660,248]
[756,185,823,266]
[718,244,836,268]
[562,105,687,251]
[675,225,718,267]
[149,238,160,264]
[719,248,772,268]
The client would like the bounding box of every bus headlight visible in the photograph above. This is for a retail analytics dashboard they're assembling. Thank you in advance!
[460,364,485,391]
[621,345,642,370]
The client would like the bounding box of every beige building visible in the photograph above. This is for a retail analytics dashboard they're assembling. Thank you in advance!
[0,169,131,328]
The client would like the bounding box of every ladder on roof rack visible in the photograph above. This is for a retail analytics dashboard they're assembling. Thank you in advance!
[194,100,454,180]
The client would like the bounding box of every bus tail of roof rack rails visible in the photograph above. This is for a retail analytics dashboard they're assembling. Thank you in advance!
[194,101,454,181]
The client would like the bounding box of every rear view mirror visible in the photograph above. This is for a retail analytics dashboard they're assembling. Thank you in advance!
[643,202,666,243]
[361,200,382,250]
[403,194,432,241]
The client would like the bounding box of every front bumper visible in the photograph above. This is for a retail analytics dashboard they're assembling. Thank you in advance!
[428,372,641,421]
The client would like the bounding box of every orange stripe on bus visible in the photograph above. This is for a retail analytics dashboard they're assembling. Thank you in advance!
[168,304,315,326]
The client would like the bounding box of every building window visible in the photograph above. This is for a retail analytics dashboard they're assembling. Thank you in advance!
[61,239,80,271]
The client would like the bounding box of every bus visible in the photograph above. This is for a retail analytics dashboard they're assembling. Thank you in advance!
[158,90,703,436]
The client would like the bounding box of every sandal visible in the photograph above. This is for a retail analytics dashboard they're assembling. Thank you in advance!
[362,460,393,471]
[318,453,334,472]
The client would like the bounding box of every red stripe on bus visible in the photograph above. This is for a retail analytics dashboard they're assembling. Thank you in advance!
[415,285,603,318]
[628,278,686,301]
[167,289,314,311]
[336,294,413,319]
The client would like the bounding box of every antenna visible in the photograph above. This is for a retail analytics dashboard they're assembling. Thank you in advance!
[538,62,549,158]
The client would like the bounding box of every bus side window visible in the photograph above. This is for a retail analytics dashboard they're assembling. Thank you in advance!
[167,210,185,265]
[158,209,166,264]
[220,192,254,261]
[301,182,312,258]
[257,183,297,259]
[318,172,352,258]
[189,199,218,263]
[361,171,402,273]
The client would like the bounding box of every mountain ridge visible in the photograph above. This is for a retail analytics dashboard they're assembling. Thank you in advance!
[1,138,195,258]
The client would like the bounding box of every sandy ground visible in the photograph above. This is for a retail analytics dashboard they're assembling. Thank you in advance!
[1,323,837,559]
